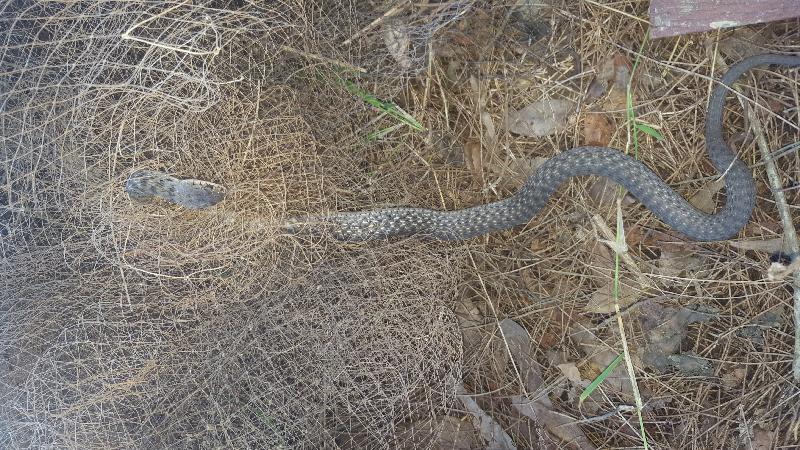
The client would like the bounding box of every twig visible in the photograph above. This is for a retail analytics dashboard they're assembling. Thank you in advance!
[278,45,367,73]
[342,2,408,46]
[741,85,800,381]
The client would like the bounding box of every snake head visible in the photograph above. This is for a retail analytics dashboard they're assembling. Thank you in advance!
[125,170,226,209]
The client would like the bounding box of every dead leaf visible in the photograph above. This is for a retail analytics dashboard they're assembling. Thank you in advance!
[428,130,464,166]
[585,281,641,314]
[609,54,631,89]
[481,110,498,148]
[689,178,725,213]
[718,27,767,60]
[469,75,487,109]
[585,78,607,101]
[456,383,516,450]
[638,303,717,374]
[640,303,715,355]
[657,249,704,278]
[586,239,616,278]
[735,305,785,346]
[749,426,777,450]
[583,113,615,146]
[556,362,585,386]
[588,177,620,206]
[506,99,575,137]
[666,353,713,376]
[506,156,549,187]
[722,366,749,388]
[501,319,596,449]
[464,139,483,174]
[511,398,597,450]
[382,23,412,70]
[500,319,544,392]
[586,53,631,109]
[444,59,463,84]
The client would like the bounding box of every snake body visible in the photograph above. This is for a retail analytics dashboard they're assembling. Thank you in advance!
[124,55,800,241]
[286,54,800,241]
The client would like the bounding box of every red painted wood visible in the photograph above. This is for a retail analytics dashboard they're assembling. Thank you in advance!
[649,0,800,38]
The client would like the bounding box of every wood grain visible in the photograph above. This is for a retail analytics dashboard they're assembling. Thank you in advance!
[649,0,799,38]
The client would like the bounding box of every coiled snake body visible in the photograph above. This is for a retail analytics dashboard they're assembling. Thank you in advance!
[126,55,800,241]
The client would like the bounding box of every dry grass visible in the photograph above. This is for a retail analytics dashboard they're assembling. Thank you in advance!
[2,0,800,448]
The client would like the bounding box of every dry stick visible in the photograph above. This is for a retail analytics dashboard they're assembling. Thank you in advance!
[341,2,408,46]
[741,86,800,381]
[278,45,367,74]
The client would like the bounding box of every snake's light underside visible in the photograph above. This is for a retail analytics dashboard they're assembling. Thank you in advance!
[124,55,800,242]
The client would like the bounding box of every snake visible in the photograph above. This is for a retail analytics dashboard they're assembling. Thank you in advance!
[125,54,800,241]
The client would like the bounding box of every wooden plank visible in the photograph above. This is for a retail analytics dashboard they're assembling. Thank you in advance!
[649,0,800,39]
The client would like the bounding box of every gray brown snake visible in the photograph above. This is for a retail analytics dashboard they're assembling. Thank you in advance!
[125,54,800,242]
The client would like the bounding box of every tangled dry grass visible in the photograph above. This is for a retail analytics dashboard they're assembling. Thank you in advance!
[2,0,800,448]
[1,1,467,448]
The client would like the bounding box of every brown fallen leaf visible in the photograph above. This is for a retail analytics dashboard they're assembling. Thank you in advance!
[609,54,631,91]
[556,362,585,387]
[554,360,605,415]
[511,398,596,450]
[638,302,716,374]
[429,130,464,166]
[688,178,725,213]
[583,113,615,146]
[464,139,483,176]
[749,427,777,450]
[429,416,480,450]
[718,27,767,60]
[721,366,748,388]
[665,353,713,377]
[456,383,516,450]
[656,249,704,278]
[481,110,498,148]
[453,297,510,393]
[735,305,785,346]
[509,156,549,181]
[586,52,631,109]
[506,99,575,137]
[501,319,597,449]
[585,280,641,314]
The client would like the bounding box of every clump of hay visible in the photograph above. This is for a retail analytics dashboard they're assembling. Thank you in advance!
[1,1,470,447]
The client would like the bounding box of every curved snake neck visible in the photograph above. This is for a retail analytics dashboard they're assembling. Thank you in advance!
[287,54,800,242]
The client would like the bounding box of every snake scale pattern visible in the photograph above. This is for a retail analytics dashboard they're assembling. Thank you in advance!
[125,55,800,241]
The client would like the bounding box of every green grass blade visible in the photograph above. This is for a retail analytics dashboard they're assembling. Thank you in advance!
[337,75,425,132]
[367,123,404,140]
[579,353,624,405]
[635,122,664,141]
